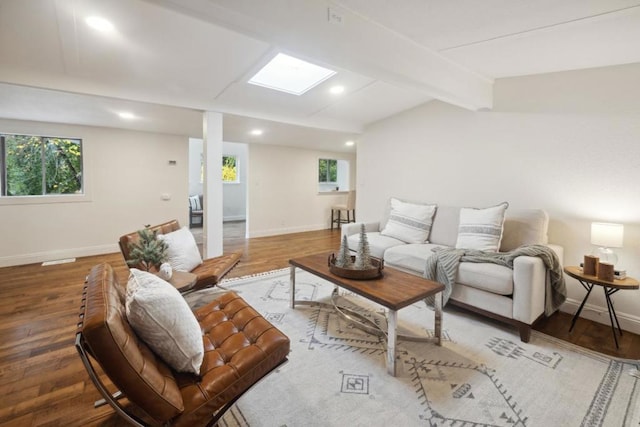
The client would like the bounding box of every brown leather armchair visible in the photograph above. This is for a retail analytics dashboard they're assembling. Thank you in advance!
[119,219,242,292]
[76,263,290,426]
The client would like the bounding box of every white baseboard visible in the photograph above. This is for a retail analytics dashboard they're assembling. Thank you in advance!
[248,223,327,238]
[223,215,246,222]
[0,244,119,268]
[560,297,640,336]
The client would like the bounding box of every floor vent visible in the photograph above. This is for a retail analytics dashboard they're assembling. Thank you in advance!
[42,258,76,266]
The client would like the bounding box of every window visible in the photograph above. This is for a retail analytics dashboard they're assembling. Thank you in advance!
[318,158,349,192]
[1,133,83,196]
[222,155,238,183]
[318,159,337,183]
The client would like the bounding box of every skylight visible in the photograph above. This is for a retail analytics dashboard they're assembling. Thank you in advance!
[85,16,115,33]
[117,111,136,120]
[248,53,336,96]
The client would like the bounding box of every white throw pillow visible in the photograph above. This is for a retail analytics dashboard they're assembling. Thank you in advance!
[158,226,203,272]
[126,269,204,374]
[380,198,437,244]
[500,209,549,252]
[455,202,509,252]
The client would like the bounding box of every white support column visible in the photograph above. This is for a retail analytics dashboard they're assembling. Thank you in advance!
[202,112,223,258]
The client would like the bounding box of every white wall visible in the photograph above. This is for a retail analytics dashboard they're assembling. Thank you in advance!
[188,137,203,196]
[0,119,356,266]
[248,144,357,237]
[0,119,189,267]
[357,62,640,334]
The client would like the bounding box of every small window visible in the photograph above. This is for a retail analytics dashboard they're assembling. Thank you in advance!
[318,158,349,192]
[1,133,83,196]
[222,155,239,183]
[318,159,337,183]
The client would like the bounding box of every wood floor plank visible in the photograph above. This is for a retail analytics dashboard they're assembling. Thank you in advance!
[0,225,638,426]
[0,413,34,427]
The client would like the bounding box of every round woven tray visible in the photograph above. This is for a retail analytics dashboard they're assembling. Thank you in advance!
[328,254,383,280]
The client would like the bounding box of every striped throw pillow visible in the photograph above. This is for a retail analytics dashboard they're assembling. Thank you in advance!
[380,198,437,244]
[455,202,509,252]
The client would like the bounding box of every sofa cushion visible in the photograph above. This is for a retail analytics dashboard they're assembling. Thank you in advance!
[457,263,514,295]
[347,232,404,259]
[500,209,549,252]
[428,206,461,247]
[383,243,444,274]
[455,202,509,252]
[380,198,437,244]
[385,245,514,295]
[126,269,204,375]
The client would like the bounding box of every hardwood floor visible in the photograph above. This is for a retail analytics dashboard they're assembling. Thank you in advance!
[1,227,638,426]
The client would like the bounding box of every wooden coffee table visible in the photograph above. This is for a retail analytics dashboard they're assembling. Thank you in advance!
[289,252,445,376]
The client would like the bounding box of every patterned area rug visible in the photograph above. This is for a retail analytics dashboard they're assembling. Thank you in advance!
[185,268,640,427]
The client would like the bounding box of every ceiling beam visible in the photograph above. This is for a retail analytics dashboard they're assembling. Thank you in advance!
[147,0,493,111]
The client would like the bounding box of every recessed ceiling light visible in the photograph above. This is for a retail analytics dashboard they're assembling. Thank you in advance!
[345,140,355,146]
[249,129,263,136]
[86,16,115,33]
[118,112,136,120]
[248,53,336,96]
[330,85,345,94]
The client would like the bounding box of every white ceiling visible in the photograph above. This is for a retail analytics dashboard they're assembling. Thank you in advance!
[0,0,639,152]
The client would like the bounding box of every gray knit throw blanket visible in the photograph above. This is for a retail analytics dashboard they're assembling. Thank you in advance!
[424,244,566,316]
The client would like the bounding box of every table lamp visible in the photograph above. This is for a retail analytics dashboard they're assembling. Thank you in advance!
[591,222,624,267]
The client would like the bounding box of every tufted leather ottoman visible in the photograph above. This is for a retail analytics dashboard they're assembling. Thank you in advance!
[77,263,290,426]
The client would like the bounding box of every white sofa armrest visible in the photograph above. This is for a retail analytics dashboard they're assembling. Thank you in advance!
[341,221,380,241]
[512,256,546,325]
[512,243,564,325]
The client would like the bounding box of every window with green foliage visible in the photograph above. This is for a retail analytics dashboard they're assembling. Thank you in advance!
[318,159,337,183]
[222,155,238,183]
[1,134,83,196]
[318,158,350,192]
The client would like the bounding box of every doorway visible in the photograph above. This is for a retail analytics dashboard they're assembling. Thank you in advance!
[188,138,248,244]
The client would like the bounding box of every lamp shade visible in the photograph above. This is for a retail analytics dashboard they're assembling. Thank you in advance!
[591,222,624,248]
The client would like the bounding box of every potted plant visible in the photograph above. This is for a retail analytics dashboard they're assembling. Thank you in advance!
[126,228,168,272]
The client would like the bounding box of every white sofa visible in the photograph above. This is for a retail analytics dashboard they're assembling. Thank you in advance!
[342,202,563,342]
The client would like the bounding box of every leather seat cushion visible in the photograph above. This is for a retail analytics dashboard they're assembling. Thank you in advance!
[173,291,290,426]
[191,251,242,290]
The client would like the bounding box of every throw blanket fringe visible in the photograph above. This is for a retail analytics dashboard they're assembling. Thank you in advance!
[424,244,566,316]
